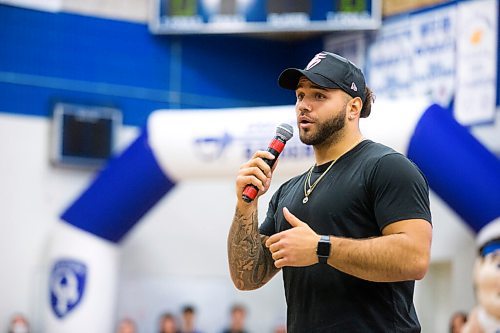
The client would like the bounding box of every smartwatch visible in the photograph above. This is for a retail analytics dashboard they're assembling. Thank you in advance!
[317,235,331,264]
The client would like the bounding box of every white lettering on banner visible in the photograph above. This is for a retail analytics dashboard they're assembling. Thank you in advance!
[327,11,371,24]
[210,14,245,23]
[268,13,310,27]
[367,20,413,98]
[411,6,456,106]
[367,5,457,106]
[163,16,203,28]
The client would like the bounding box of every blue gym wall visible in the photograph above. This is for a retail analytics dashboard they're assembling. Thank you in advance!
[0,4,322,127]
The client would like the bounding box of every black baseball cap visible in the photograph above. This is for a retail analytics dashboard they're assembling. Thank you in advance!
[278,51,366,101]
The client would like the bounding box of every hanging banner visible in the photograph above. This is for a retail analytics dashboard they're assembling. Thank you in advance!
[367,4,457,106]
[366,18,413,99]
[455,0,498,125]
[411,5,456,106]
[324,32,368,71]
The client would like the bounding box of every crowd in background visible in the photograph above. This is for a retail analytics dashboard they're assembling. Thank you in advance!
[4,308,476,333]
[126,302,283,333]
[5,303,287,333]
[4,308,480,332]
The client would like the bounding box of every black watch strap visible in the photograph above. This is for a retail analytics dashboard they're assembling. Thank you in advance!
[317,235,331,264]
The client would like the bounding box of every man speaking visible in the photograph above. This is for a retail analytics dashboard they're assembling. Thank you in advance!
[227,52,432,332]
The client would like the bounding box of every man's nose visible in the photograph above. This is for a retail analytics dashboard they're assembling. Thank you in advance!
[297,99,311,114]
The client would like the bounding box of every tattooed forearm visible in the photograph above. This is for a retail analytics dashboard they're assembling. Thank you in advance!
[227,208,278,290]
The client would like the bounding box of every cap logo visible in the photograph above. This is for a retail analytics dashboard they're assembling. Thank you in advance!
[305,52,327,71]
[351,82,358,92]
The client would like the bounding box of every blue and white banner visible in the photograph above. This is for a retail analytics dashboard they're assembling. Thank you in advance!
[455,0,498,125]
[367,3,457,108]
[411,5,456,106]
[367,18,413,99]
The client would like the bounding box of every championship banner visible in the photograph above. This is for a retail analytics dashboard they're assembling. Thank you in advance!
[455,0,498,125]
[367,3,457,106]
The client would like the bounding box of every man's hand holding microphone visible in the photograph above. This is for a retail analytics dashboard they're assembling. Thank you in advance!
[236,124,294,208]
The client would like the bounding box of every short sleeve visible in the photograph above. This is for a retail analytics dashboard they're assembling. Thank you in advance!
[370,153,432,230]
[259,188,281,236]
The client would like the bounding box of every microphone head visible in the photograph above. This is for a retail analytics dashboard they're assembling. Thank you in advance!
[276,123,294,141]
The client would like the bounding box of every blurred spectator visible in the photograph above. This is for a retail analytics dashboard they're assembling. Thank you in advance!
[115,317,137,333]
[160,312,180,333]
[180,305,203,333]
[449,311,467,333]
[222,304,247,333]
[7,314,30,333]
[272,323,286,333]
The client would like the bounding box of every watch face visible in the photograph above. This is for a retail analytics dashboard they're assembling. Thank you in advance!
[317,240,331,257]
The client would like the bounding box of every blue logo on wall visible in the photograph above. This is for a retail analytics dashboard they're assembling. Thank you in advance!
[194,132,233,161]
[50,259,87,319]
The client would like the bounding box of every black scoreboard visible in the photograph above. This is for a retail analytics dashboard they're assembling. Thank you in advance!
[150,0,381,34]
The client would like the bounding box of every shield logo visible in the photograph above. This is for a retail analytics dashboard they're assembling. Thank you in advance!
[50,259,87,319]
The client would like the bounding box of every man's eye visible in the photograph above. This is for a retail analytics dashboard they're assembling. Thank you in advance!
[315,93,325,99]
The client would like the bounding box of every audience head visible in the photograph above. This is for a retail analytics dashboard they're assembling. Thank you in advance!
[229,304,247,331]
[116,317,137,333]
[449,311,467,333]
[181,305,197,332]
[7,314,30,333]
[160,312,178,333]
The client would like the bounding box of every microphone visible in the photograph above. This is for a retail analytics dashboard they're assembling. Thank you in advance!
[242,123,294,203]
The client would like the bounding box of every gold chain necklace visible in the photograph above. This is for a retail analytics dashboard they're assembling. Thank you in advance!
[302,138,365,204]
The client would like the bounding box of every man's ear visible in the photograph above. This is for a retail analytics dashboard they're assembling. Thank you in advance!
[348,97,363,120]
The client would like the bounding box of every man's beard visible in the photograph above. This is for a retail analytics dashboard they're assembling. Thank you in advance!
[299,107,346,146]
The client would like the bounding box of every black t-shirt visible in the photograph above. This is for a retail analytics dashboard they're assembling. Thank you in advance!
[259,140,431,333]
